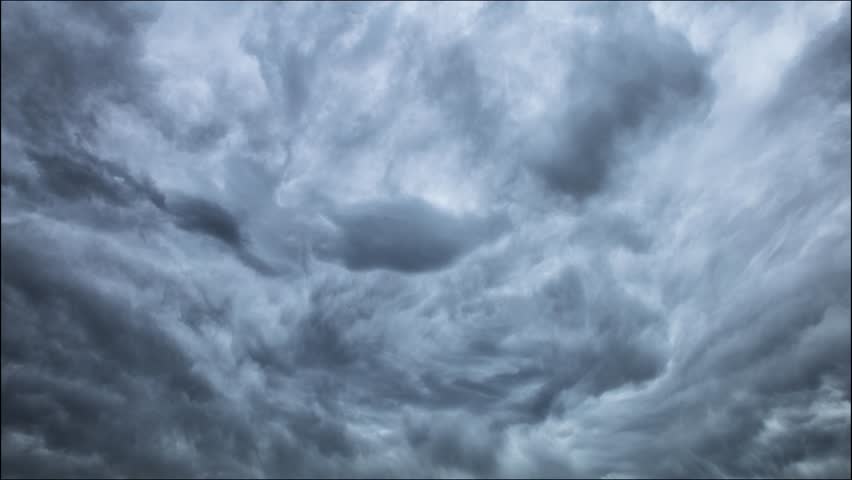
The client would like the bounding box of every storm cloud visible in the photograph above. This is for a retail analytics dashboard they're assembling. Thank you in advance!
[2,1,850,479]
[321,196,510,273]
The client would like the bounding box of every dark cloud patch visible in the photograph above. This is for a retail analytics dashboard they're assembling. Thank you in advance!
[419,42,504,155]
[324,196,510,273]
[167,195,246,248]
[517,266,668,421]
[0,1,170,233]
[19,148,165,209]
[763,4,851,177]
[164,193,291,277]
[1,232,219,477]
[265,45,314,123]
[283,410,356,460]
[777,6,851,106]
[528,5,714,199]
[244,274,398,377]
[0,1,160,151]
[0,224,358,479]
[0,234,209,396]
[289,298,369,370]
[404,413,503,477]
[179,119,231,153]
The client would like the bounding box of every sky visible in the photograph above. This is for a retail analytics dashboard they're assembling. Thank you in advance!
[1,1,850,478]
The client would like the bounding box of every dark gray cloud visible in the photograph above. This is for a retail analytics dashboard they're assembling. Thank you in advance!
[0,1,160,151]
[321,196,510,273]
[163,193,292,277]
[419,41,505,155]
[2,1,850,479]
[776,6,851,106]
[524,4,715,200]
[404,412,503,477]
[16,148,165,209]
[167,195,246,248]
[2,231,218,477]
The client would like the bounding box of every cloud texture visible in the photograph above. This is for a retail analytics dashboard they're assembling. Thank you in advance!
[2,1,850,478]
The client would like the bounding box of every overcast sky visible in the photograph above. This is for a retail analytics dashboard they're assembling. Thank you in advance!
[1,1,850,478]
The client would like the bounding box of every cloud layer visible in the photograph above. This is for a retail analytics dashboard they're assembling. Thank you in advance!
[2,1,850,478]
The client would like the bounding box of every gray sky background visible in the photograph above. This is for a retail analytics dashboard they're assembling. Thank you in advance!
[1,1,850,478]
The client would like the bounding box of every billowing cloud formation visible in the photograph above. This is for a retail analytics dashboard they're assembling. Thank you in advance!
[2,1,850,479]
